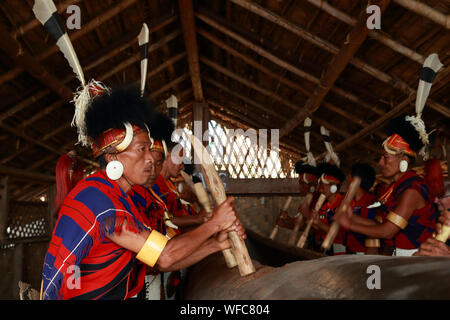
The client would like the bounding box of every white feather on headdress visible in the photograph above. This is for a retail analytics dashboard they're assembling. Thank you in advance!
[406,53,443,159]
[33,0,110,147]
[302,117,316,166]
[320,126,340,167]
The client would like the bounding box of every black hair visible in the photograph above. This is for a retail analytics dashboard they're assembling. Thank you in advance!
[351,162,376,191]
[85,85,174,162]
[385,116,424,153]
[294,160,319,176]
[316,162,345,184]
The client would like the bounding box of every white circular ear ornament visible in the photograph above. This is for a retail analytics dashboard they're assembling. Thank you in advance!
[399,160,408,173]
[330,185,338,194]
[106,160,124,180]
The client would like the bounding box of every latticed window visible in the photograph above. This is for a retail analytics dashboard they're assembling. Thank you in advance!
[173,120,297,179]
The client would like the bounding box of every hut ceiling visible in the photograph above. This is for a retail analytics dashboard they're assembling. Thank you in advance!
[0,0,448,201]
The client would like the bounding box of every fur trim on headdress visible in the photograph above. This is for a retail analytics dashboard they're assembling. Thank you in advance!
[316,162,345,184]
[295,160,319,176]
[385,116,424,155]
[85,85,171,151]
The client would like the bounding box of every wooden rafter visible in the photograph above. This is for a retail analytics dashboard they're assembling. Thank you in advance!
[0,26,73,100]
[318,66,450,159]
[10,0,82,38]
[200,57,381,155]
[198,29,386,139]
[0,0,140,87]
[305,0,425,64]
[0,14,177,126]
[195,12,385,117]
[280,0,391,138]
[393,0,450,29]
[228,0,449,118]
[178,0,204,101]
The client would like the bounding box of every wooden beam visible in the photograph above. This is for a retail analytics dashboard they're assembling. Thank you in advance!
[149,74,189,100]
[225,178,300,195]
[198,32,385,138]
[227,0,449,118]
[0,15,177,125]
[0,26,73,100]
[280,0,391,137]
[178,0,204,101]
[0,0,139,86]
[0,166,55,183]
[319,66,450,158]
[201,58,381,155]
[206,101,304,159]
[393,0,450,29]
[305,0,425,63]
[195,14,385,116]
[10,0,82,38]
[201,57,301,112]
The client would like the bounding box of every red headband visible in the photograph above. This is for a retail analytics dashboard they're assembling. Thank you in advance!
[383,134,416,157]
[92,124,142,158]
[320,173,340,185]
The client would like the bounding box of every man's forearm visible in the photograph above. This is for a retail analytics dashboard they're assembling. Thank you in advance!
[159,238,224,271]
[157,219,219,268]
[172,215,202,227]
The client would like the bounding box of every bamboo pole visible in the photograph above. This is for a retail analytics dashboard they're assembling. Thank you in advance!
[0,15,177,126]
[202,58,381,154]
[305,0,425,64]
[0,0,139,87]
[196,19,385,116]
[393,0,450,29]
[280,0,391,138]
[226,0,449,118]
[10,0,82,38]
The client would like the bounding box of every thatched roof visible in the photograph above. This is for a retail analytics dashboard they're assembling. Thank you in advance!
[0,0,448,201]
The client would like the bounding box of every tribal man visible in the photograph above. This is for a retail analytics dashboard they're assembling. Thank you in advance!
[42,86,244,299]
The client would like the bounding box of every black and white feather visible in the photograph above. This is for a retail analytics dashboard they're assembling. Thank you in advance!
[138,23,149,97]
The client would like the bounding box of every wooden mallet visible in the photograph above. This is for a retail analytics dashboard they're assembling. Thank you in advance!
[189,173,238,269]
[288,193,313,246]
[321,176,361,251]
[190,134,255,276]
[269,196,293,240]
[297,193,327,248]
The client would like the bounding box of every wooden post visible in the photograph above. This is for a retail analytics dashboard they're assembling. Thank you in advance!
[178,0,204,102]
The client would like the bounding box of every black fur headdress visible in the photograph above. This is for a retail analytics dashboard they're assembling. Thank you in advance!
[316,162,345,184]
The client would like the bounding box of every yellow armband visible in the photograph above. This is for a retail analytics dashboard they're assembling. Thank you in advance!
[136,230,168,267]
[386,211,408,230]
[365,238,380,248]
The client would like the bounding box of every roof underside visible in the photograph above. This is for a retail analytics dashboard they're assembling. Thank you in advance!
[0,0,448,201]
